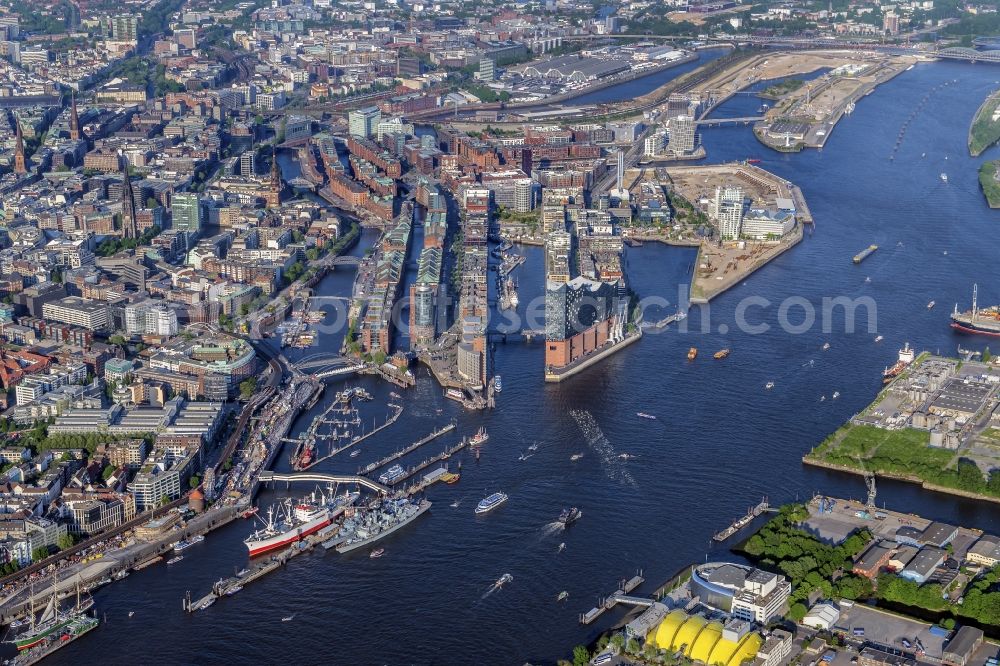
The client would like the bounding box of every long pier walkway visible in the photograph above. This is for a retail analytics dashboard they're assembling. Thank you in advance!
[579,572,646,625]
[358,423,456,476]
[391,437,471,489]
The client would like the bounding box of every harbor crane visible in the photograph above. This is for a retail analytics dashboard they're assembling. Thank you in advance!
[854,455,878,515]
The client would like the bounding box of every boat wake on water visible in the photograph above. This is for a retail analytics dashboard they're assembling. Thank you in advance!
[569,410,636,487]
[540,521,565,537]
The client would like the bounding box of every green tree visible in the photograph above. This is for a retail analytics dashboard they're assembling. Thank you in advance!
[983,347,992,363]
[787,602,808,622]
[57,533,75,550]
[189,475,200,489]
[31,546,50,562]
[239,377,258,400]
[572,646,590,666]
[102,465,116,480]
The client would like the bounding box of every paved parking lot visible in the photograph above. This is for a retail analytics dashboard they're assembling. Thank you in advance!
[836,604,948,659]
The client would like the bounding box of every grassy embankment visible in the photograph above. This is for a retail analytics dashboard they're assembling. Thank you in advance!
[805,423,1000,500]
[978,161,1000,208]
[968,93,1000,157]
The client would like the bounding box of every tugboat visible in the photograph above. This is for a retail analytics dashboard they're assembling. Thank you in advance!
[470,426,489,446]
[687,347,698,360]
[558,507,582,526]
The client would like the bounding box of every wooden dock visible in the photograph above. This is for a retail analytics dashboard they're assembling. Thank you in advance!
[358,422,456,476]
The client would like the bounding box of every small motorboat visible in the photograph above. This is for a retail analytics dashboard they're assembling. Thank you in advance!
[495,573,513,589]
[822,342,831,351]
[558,542,566,553]
[128,611,135,618]
[282,615,295,622]
[832,391,841,399]
[820,395,826,402]
[167,556,183,565]
[865,276,871,283]
[558,507,582,526]
[527,443,538,452]
[618,453,635,460]
[687,347,698,361]
[570,453,583,461]
[765,381,775,390]
[927,300,936,309]
[370,548,385,559]
[350,450,361,458]
[875,335,884,343]
[557,591,569,602]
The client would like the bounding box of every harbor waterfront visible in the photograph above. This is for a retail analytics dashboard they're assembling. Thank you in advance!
[10,59,1000,666]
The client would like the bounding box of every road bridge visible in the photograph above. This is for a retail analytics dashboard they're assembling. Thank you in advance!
[314,363,366,379]
[936,47,1000,63]
[294,353,358,371]
[695,115,764,126]
[259,470,389,494]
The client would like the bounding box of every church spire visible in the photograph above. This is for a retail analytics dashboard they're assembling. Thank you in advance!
[69,92,82,141]
[13,120,25,174]
[120,156,137,239]
[270,147,280,188]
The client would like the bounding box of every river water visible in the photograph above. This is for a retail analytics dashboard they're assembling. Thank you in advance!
[37,59,1000,665]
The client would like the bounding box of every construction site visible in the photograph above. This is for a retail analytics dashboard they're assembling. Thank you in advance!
[753,55,919,151]
[632,162,811,303]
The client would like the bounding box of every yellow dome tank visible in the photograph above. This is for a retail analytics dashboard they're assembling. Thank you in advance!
[673,615,709,654]
[651,610,688,650]
[725,632,763,666]
[690,622,724,663]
